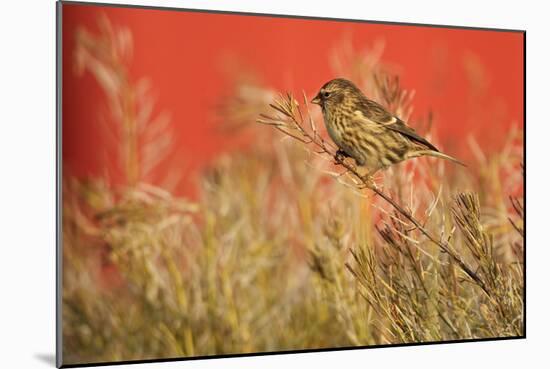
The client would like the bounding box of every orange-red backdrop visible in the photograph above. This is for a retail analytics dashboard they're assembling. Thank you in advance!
[62,4,524,195]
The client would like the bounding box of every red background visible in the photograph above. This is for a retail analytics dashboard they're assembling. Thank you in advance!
[62,4,524,194]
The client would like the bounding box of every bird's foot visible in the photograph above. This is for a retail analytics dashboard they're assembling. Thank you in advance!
[334,149,350,164]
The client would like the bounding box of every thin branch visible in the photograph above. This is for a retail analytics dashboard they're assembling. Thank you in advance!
[257,92,490,296]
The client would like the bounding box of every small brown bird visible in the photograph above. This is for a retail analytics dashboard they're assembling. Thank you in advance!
[311,78,464,176]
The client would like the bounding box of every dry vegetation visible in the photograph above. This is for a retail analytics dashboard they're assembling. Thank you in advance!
[62,19,524,365]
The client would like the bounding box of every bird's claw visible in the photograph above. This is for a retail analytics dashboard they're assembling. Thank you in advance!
[334,149,349,164]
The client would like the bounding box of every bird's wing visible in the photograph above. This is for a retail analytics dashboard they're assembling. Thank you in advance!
[354,98,440,152]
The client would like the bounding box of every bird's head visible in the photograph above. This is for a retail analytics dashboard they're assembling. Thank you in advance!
[311,78,362,111]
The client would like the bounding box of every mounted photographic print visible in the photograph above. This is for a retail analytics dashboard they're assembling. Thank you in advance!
[56,1,525,367]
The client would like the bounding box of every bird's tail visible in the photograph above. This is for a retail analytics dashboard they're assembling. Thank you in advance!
[410,150,467,167]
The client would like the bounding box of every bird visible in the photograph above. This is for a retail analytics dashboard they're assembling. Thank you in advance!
[311,78,464,177]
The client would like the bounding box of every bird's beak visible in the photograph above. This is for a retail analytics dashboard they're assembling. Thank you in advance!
[311,94,321,105]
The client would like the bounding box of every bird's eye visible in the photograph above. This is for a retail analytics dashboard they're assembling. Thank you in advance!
[323,91,331,98]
